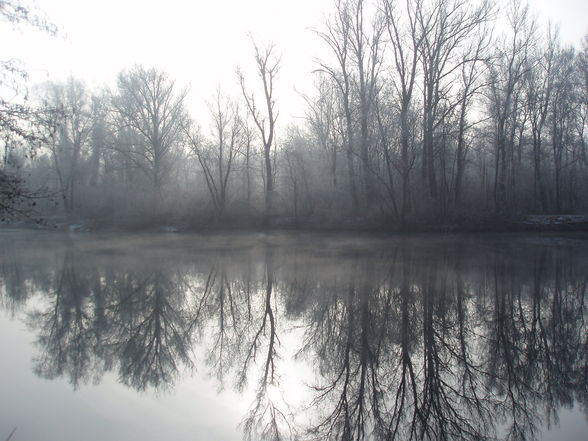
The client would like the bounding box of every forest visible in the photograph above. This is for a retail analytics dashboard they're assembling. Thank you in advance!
[1,0,587,230]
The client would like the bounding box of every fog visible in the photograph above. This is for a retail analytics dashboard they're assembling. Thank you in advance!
[3,3,588,440]
[1,0,587,230]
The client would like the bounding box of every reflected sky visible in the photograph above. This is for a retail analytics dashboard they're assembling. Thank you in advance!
[1,231,587,441]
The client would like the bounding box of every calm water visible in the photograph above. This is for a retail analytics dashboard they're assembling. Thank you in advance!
[1,231,587,441]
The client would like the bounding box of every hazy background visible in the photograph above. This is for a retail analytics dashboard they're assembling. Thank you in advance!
[5,0,587,123]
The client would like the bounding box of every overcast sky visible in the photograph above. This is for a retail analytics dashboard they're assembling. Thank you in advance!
[3,0,587,125]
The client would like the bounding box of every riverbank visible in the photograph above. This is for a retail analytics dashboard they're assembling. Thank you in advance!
[3,213,588,234]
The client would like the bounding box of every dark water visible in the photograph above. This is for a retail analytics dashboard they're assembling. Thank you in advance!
[1,231,587,441]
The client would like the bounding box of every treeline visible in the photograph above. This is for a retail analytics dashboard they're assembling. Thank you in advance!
[2,0,588,229]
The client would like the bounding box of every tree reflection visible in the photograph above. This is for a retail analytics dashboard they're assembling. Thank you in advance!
[0,235,587,441]
[27,247,107,388]
[298,258,389,441]
[291,242,587,441]
[108,269,194,390]
[148,249,292,441]
[296,250,497,441]
[11,246,196,390]
[239,252,293,441]
[483,248,588,441]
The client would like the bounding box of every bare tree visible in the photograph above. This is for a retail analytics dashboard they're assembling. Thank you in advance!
[282,127,314,221]
[316,0,360,211]
[382,0,424,223]
[239,41,280,226]
[576,35,588,192]
[372,87,401,218]
[41,77,94,217]
[0,0,57,219]
[112,66,189,195]
[550,45,578,212]
[241,120,256,208]
[453,24,493,209]
[87,93,108,187]
[348,0,385,208]
[486,0,536,212]
[416,0,492,209]
[305,74,342,192]
[187,90,244,220]
[525,26,557,211]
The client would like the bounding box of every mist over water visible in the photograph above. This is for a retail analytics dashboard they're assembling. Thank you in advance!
[1,231,587,440]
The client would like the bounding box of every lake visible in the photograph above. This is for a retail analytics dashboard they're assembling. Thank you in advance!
[1,231,587,441]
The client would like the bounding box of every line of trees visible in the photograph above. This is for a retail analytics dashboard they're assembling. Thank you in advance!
[1,0,587,228]
[305,0,588,225]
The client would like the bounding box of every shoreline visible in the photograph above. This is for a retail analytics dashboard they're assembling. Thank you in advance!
[2,215,588,235]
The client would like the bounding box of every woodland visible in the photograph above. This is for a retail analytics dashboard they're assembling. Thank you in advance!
[1,0,587,231]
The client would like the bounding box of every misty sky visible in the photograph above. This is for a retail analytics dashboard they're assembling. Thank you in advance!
[3,0,588,124]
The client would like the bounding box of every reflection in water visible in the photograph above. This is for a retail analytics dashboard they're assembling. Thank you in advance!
[1,233,587,440]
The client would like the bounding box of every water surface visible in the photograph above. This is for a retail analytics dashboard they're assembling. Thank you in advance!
[1,231,587,440]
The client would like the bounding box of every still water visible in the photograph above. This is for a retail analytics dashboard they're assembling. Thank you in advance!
[1,231,587,441]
